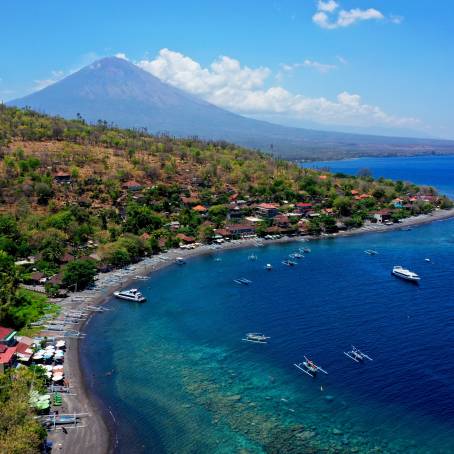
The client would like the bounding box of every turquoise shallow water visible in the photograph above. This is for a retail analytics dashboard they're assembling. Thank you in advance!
[81,156,454,453]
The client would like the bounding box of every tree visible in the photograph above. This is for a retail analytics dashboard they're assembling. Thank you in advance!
[63,259,97,291]
[333,196,352,216]
[0,251,19,323]
[124,203,162,234]
[35,182,53,204]
[0,367,47,454]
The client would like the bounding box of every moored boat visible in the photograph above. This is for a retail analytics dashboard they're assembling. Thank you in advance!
[392,266,420,283]
[242,333,270,344]
[114,288,146,302]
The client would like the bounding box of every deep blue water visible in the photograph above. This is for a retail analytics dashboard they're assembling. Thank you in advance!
[303,155,454,198]
[82,156,454,453]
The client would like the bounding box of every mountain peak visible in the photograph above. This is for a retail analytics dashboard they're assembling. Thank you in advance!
[8,59,454,159]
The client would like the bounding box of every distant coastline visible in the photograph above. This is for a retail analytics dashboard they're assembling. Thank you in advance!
[44,206,454,453]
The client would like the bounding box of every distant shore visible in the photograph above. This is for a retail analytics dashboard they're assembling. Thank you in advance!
[44,206,454,453]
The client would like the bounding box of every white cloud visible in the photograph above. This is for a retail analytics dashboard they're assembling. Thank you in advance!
[33,70,65,91]
[115,52,128,60]
[313,1,388,29]
[390,15,404,24]
[280,59,337,75]
[317,0,338,13]
[135,49,419,130]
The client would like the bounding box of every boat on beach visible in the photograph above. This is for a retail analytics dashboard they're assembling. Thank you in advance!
[114,288,146,302]
[175,257,186,265]
[242,333,270,344]
[392,266,420,283]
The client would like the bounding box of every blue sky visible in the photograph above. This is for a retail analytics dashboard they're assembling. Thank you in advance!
[1,0,453,138]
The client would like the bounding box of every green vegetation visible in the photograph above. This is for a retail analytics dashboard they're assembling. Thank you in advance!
[0,105,451,329]
[0,367,47,453]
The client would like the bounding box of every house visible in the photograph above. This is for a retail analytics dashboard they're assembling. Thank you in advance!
[392,198,404,208]
[273,214,290,228]
[53,171,71,184]
[257,203,279,218]
[176,233,195,244]
[0,326,17,347]
[48,273,64,286]
[122,180,143,191]
[169,221,181,231]
[181,196,199,206]
[226,224,256,238]
[373,209,392,223]
[15,337,34,364]
[0,345,16,373]
[228,206,243,220]
[60,252,75,264]
[29,271,46,285]
[295,202,313,215]
[192,205,207,213]
[213,228,230,238]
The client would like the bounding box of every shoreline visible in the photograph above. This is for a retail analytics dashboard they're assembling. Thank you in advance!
[44,206,454,453]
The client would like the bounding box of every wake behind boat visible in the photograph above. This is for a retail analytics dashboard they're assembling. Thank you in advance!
[392,266,420,283]
[114,288,146,302]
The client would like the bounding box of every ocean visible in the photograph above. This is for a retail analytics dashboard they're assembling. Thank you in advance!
[81,155,454,453]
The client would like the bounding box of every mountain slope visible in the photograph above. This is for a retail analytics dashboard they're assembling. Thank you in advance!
[9,57,454,160]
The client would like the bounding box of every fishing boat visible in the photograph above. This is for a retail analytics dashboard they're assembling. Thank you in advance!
[242,333,270,344]
[294,356,328,377]
[114,288,146,302]
[392,266,420,283]
[233,278,252,285]
[364,249,378,255]
[44,415,78,426]
[264,263,273,270]
[344,346,373,363]
[175,257,186,265]
[282,260,297,267]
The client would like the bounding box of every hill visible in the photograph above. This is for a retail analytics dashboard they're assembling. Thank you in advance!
[0,105,451,330]
[8,57,454,160]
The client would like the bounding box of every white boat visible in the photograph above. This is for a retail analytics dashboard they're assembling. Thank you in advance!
[294,356,328,377]
[364,249,378,255]
[114,288,146,302]
[248,253,258,261]
[392,266,420,283]
[282,260,297,267]
[265,263,272,270]
[344,346,373,363]
[242,333,270,344]
[175,257,186,265]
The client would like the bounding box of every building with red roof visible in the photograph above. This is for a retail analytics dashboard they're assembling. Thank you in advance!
[0,326,17,347]
[0,345,16,373]
[257,203,279,218]
[192,205,207,213]
[122,180,143,191]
